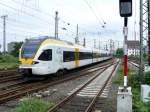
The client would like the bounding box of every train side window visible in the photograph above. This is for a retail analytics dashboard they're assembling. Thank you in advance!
[79,52,92,60]
[63,51,75,62]
[93,53,96,58]
[38,49,52,61]
[96,53,100,58]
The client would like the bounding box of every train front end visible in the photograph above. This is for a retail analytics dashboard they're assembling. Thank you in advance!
[19,39,43,76]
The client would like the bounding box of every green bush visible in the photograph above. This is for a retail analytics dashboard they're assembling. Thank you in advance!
[128,72,140,88]
[115,48,124,58]
[10,42,23,57]
[144,72,150,85]
[0,54,18,63]
[128,70,150,112]
[132,88,149,112]
[0,54,18,69]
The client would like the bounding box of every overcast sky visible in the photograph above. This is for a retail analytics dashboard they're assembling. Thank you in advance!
[0,0,139,51]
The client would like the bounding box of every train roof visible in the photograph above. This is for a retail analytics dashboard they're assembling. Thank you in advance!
[24,36,104,52]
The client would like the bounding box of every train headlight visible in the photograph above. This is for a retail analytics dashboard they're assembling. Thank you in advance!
[32,61,39,65]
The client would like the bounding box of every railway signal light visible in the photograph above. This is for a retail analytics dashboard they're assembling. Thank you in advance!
[119,0,132,88]
[119,0,132,17]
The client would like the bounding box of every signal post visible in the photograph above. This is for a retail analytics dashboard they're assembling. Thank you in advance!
[117,0,133,112]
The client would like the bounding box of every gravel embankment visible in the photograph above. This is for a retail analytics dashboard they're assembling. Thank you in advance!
[0,69,101,112]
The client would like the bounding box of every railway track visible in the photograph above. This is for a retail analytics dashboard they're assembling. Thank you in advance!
[0,59,113,84]
[0,69,23,83]
[0,74,22,83]
[47,61,119,112]
[0,60,115,104]
[128,61,139,68]
[0,59,113,89]
[0,69,17,77]
[0,80,26,90]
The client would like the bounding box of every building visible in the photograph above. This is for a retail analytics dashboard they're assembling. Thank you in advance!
[7,42,16,53]
[127,40,140,56]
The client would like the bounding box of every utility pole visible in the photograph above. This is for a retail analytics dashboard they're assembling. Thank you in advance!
[139,0,149,83]
[83,38,86,47]
[75,24,79,44]
[1,15,7,55]
[109,39,113,55]
[113,41,115,54]
[106,44,108,51]
[148,0,150,66]
[98,32,101,50]
[55,11,59,39]
[134,0,137,41]
[94,39,96,48]
[99,40,100,50]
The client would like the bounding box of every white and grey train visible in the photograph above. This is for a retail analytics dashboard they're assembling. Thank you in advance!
[19,37,111,76]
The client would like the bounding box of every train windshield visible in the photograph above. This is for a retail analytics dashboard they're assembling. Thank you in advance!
[21,39,43,58]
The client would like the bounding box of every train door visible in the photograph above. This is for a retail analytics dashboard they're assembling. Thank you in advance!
[38,49,53,73]
[55,47,63,69]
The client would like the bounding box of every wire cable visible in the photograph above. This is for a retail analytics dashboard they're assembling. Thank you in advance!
[0,1,51,24]
[83,0,104,27]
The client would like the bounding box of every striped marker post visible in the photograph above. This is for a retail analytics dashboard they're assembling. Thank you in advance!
[123,21,128,88]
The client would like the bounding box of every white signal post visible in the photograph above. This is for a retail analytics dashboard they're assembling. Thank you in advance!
[117,1,133,112]
[119,0,132,89]
[123,19,128,87]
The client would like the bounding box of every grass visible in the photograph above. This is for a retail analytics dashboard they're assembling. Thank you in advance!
[0,62,18,70]
[0,54,18,70]
[113,64,136,85]
[113,65,124,85]
[13,97,54,112]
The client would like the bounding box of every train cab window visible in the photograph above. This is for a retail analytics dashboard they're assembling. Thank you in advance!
[38,49,52,61]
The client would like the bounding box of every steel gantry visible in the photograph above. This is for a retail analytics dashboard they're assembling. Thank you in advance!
[139,0,150,82]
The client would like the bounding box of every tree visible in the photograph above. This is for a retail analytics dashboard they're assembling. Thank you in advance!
[10,42,23,57]
[115,48,124,58]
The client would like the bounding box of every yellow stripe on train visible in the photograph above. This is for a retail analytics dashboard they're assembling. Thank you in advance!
[75,48,79,67]
[19,58,33,65]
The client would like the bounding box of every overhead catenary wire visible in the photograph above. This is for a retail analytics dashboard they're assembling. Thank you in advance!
[83,0,105,27]
[12,0,55,18]
[0,0,108,39]
[7,18,50,28]
[0,1,89,38]
[0,31,30,37]
[12,0,92,34]
[7,25,44,35]
[0,1,51,24]
[0,0,118,45]
[0,20,75,38]
[16,0,96,35]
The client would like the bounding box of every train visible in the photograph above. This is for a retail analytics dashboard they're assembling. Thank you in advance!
[19,37,111,76]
